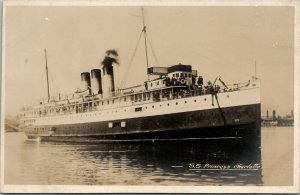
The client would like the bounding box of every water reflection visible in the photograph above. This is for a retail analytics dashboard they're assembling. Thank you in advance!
[75,139,262,185]
[5,133,262,185]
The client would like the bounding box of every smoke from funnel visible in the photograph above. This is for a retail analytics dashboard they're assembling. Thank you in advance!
[102,49,119,75]
[101,49,119,97]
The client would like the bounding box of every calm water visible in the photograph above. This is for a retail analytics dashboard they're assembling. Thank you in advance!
[4,127,293,186]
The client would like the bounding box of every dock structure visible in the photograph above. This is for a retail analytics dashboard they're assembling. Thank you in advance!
[5,119,21,132]
[261,110,294,127]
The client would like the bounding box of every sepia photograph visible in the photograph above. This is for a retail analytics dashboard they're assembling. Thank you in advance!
[1,0,299,193]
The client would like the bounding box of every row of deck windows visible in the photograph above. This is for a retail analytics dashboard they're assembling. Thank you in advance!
[39,99,209,120]
[149,80,165,87]
[172,73,192,78]
[24,93,229,118]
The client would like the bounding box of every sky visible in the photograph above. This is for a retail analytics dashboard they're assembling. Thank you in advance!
[3,6,294,117]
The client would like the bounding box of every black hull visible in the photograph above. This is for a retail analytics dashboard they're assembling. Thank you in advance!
[26,103,261,143]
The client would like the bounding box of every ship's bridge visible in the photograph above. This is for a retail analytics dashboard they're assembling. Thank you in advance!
[146,64,199,90]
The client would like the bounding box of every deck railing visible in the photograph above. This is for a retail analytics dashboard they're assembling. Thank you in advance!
[21,81,252,118]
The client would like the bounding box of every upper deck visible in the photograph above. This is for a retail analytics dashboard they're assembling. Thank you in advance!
[20,75,258,120]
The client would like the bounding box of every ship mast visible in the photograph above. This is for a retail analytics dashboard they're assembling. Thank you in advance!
[44,48,50,102]
[141,8,150,81]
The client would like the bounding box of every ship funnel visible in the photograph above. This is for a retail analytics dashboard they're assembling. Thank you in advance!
[101,49,119,98]
[80,72,91,95]
[91,69,102,95]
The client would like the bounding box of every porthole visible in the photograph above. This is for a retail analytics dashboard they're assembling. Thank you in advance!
[176,102,178,105]
[167,103,170,106]
[159,105,162,107]
[227,95,229,98]
[185,101,187,103]
[204,98,207,101]
[194,100,197,102]
[152,105,154,108]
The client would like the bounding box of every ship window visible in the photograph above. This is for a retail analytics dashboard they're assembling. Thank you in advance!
[143,93,146,101]
[152,105,154,108]
[121,121,126,127]
[135,107,142,112]
[204,98,207,101]
[185,73,187,77]
[108,122,113,128]
[176,73,179,77]
[146,92,150,100]
[107,100,109,104]
[113,122,121,128]
[150,83,153,87]
[173,74,175,77]
[194,99,197,102]
[181,73,183,77]
[167,103,170,106]
[176,102,178,105]
[185,101,187,103]
[189,73,191,77]
[157,81,159,85]
[101,101,104,105]
[124,97,126,102]
[139,94,142,102]
[130,95,134,101]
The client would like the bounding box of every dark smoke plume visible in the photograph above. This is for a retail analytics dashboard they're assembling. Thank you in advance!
[101,49,119,75]
[106,49,118,57]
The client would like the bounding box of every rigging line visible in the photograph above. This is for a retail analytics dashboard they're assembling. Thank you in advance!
[119,30,144,89]
[146,35,160,66]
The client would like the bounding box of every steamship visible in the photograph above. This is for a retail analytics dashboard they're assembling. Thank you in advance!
[19,12,261,142]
